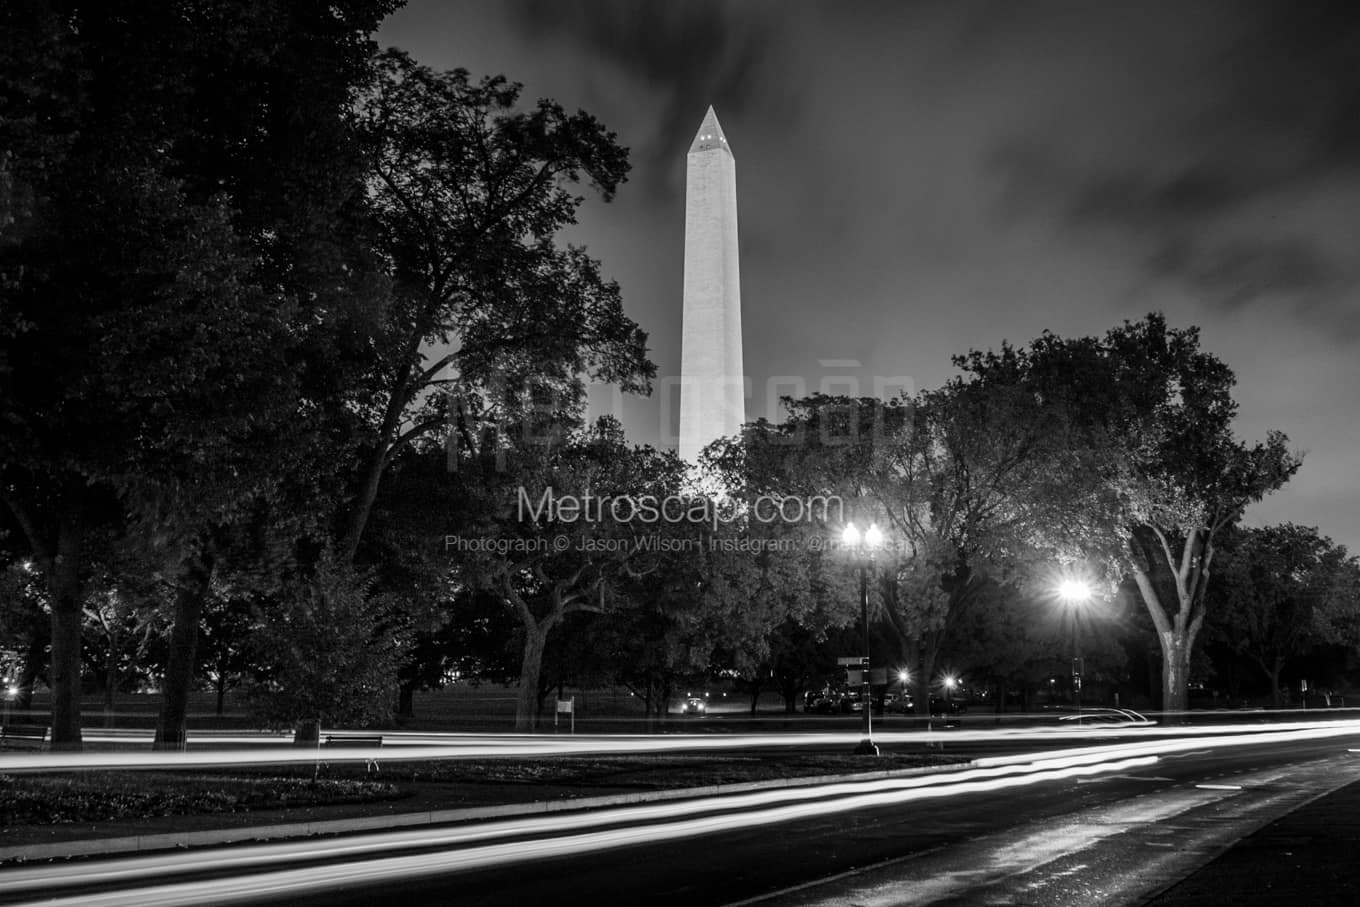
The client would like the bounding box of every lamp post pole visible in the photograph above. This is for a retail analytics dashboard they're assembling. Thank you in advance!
[855,560,876,755]
[1058,579,1093,721]
[843,522,882,757]
[1073,611,1083,715]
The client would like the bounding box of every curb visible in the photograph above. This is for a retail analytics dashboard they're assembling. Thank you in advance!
[0,760,975,864]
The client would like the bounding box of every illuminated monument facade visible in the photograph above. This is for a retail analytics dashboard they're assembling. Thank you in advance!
[678,106,746,465]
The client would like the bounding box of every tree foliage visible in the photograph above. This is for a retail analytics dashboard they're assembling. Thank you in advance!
[954,314,1301,713]
[1206,524,1359,706]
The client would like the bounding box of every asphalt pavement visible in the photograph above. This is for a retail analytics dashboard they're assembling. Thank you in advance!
[1143,774,1360,906]
[3,757,1359,905]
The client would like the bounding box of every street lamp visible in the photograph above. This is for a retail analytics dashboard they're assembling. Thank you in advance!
[842,521,884,756]
[1057,578,1093,716]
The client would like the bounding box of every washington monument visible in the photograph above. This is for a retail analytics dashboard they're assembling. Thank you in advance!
[678,106,746,464]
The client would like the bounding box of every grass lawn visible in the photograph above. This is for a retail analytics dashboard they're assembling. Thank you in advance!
[2,751,968,826]
[0,772,406,825]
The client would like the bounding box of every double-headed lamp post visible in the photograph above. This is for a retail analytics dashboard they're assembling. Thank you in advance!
[1057,579,1093,715]
[842,522,884,756]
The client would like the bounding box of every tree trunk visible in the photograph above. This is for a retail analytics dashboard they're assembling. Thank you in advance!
[47,517,86,751]
[515,624,549,730]
[338,443,389,564]
[1266,660,1284,709]
[103,644,117,728]
[215,672,227,716]
[1160,630,1191,718]
[294,718,321,746]
[397,683,416,718]
[155,549,214,750]
[782,679,799,714]
[660,680,674,723]
[912,637,938,720]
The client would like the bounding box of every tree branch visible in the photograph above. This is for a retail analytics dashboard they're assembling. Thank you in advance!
[0,486,52,566]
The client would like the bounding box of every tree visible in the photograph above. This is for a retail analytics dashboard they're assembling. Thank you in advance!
[340,50,653,567]
[0,558,48,714]
[717,386,1079,717]
[197,592,257,716]
[453,419,688,729]
[0,1,397,749]
[954,314,1301,714]
[82,585,167,723]
[1206,525,1356,707]
[247,555,407,735]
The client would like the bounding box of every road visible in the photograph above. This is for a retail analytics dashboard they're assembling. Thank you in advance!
[4,723,1359,906]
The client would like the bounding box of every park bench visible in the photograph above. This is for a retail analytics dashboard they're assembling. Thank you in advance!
[0,724,49,751]
[322,733,383,772]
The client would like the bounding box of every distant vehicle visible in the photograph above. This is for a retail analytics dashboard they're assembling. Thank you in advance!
[837,690,866,713]
[929,698,965,717]
[803,689,870,714]
[680,697,707,716]
[884,692,914,713]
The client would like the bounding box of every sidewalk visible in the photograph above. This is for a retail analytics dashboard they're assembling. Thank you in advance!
[1144,776,1360,905]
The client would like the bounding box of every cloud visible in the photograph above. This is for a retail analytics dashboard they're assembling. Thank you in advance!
[984,1,1360,330]
[505,0,799,198]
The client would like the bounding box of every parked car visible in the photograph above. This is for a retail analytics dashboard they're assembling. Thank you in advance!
[929,698,965,717]
[884,692,915,713]
[803,691,834,713]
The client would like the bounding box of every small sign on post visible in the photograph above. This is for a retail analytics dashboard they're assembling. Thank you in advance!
[555,697,575,734]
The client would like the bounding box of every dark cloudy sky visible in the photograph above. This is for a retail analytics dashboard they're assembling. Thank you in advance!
[379,1,1360,553]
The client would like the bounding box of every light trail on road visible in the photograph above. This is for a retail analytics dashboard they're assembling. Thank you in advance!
[2,750,1162,907]
[6,726,1360,906]
[4,717,1359,774]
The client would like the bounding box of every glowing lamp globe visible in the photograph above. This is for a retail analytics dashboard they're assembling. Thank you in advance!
[1057,579,1093,602]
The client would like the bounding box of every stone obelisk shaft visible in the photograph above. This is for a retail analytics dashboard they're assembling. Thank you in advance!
[679,106,745,464]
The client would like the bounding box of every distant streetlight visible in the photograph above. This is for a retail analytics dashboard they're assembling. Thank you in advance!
[1057,578,1094,715]
[842,521,885,755]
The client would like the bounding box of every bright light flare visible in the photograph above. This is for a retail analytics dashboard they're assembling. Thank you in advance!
[842,523,883,549]
[1057,579,1092,602]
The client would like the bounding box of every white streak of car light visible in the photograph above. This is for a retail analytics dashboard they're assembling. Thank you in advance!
[7,755,1159,907]
[0,747,1150,896]
[4,718,1359,774]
